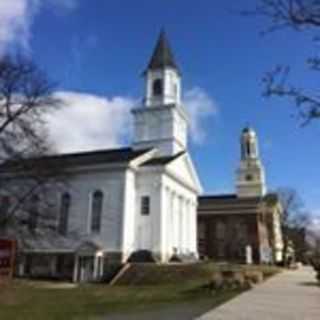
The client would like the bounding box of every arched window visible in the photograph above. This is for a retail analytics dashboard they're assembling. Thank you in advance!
[236,220,248,243]
[29,195,39,232]
[59,193,71,236]
[91,190,103,233]
[0,196,10,216]
[153,79,163,96]
[246,140,251,157]
[173,83,178,99]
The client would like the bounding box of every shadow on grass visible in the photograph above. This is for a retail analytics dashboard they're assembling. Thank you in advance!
[101,299,224,320]
[299,281,320,288]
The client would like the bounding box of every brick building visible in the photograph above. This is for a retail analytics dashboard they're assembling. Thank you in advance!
[198,128,283,264]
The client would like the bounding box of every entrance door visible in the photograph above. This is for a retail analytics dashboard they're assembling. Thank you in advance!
[138,223,152,250]
[78,256,94,282]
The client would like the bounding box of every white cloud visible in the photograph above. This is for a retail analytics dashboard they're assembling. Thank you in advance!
[47,91,134,153]
[184,87,218,144]
[0,0,77,55]
[0,0,33,55]
[46,87,217,153]
[311,216,320,231]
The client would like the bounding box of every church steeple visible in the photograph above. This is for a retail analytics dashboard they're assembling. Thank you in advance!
[132,31,188,156]
[236,127,266,198]
[146,30,179,72]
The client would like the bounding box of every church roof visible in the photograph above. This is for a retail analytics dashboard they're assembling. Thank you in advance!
[142,151,185,166]
[0,147,151,172]
[198,193,279,216]
[146,30,179,72]
[45,147,151,167]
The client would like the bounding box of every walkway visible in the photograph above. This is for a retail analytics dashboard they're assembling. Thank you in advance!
[197,267,320,320]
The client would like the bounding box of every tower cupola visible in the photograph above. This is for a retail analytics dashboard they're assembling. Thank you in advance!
[241,127,259,160]
[144,30,182,107]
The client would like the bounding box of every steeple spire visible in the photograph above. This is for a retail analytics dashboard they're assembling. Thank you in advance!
[146,30,179,72]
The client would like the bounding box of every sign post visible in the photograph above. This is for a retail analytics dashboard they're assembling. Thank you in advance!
[0,239,16,284]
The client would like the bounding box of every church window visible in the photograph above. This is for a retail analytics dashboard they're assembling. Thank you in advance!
[141,196,150,216]
[153,79,163,96]
[246,174,253,181]
[0,196,10,216]
[235,220,248,244]
[59,193,71,236]
[28,194,39,232]
[91,190,103,233]
[246,141,251,156]
[216,221,226,240]
[173,83,178,98]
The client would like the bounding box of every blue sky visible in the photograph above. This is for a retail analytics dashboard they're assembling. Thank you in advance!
[1,0,319,218]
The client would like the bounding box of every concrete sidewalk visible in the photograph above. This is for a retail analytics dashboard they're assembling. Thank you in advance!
[197,267,320,320]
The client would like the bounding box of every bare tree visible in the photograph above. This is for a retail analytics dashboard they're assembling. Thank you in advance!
[0,55,64,244]
[277,187,311,262]
[244,0,320,125]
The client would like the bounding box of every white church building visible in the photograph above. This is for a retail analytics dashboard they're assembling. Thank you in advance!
[13,31,202,282]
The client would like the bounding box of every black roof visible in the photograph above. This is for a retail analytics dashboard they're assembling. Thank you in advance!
[0,147,151,172]
[146,30,179,72]
[142,151,185,166]
[198,193,279,216]
[50,147,151,166]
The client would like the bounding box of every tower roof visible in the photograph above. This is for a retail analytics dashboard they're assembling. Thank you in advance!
[242,126,256,136]
[146,30,180,72]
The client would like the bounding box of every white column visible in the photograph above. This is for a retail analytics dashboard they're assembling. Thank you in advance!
[73,255,79,283]
[164,187,171,261]
[178,196,183,254]
[191,202,198,256]
[188,202,192,253]
[159,185,168,262]
[182,199,187,254]
[172,193,179,253]
[180,198,184,254]
[18,255,26,277]
[121,170,136,262]
[99,256,104,278]
[93,255,99,280]
[169,191,174,256]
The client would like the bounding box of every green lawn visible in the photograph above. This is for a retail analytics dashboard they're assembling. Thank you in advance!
[0,279,241,320]
[0,263,280,320]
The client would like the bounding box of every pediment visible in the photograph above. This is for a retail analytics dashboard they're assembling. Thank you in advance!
[166,153,203,193]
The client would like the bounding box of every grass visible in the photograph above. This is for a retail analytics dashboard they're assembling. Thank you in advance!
[0,279,240,320]
[0,263,280,320]
[114,262,282,285]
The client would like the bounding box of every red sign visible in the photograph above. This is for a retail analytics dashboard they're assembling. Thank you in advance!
[0,239,16,280]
